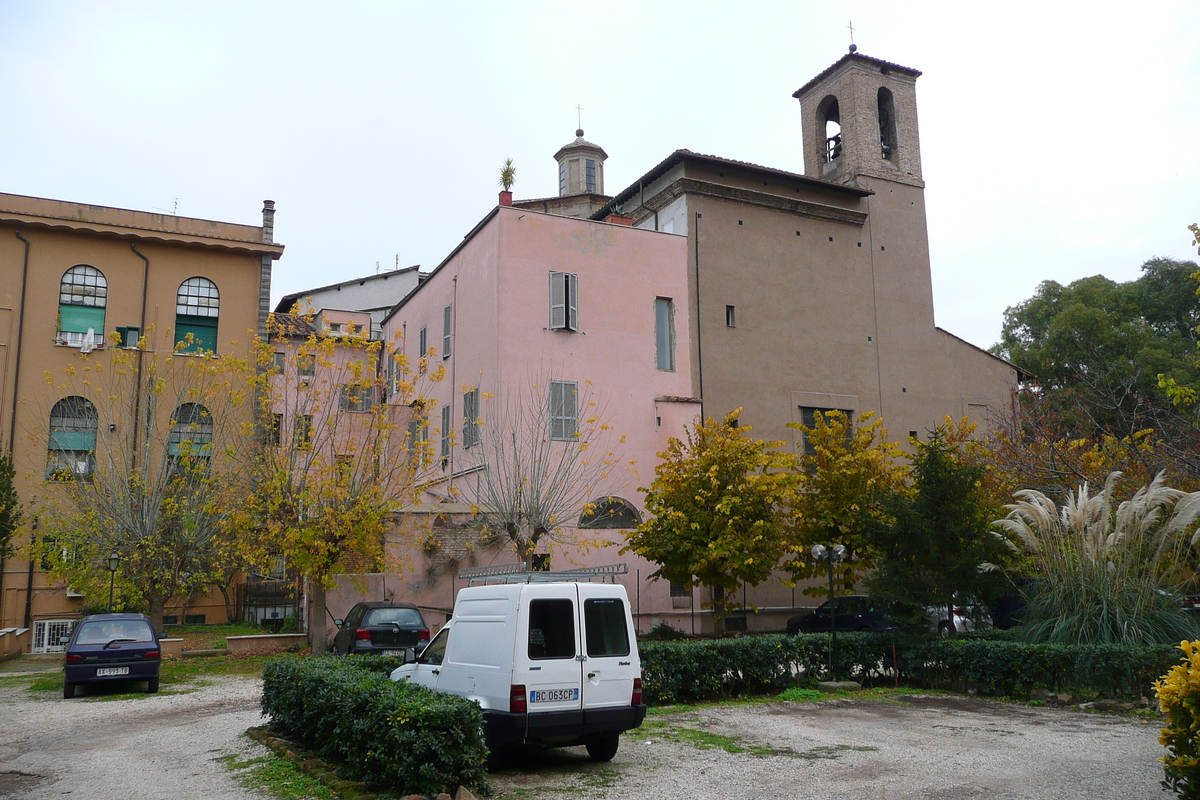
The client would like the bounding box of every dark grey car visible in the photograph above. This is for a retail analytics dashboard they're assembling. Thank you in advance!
[331,601,429,656]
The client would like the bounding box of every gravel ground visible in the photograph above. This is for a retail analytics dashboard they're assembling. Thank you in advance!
[491,695,1170,800]
[0,673,1171,800]
[0,676,268,800]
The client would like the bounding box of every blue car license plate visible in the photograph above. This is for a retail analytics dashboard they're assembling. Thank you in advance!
[530,688,578,703]
[96,666,129,677]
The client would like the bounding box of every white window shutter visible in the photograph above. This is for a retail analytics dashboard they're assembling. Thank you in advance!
[550,381,564,440]
[442,305,452,357]
[549,272,566,330]
[564,382,578,437]
[567,273,579,332]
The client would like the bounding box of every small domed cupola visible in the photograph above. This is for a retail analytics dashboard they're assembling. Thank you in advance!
[554,129,607,196]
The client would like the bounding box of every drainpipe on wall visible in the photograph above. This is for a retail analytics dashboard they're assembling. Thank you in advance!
[447,276,458,497]
[22,515,36,629]
[7,231,31,630]
[693,213,705,420]
[129,244,150,471]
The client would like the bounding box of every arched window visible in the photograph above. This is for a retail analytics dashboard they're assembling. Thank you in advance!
[818,95,841,163]
[579,497,641,529]
[174,277,220,354]
[168,402,213,477]
[57,266,107,349]
[877,87,898,162]
[47,396,98,480]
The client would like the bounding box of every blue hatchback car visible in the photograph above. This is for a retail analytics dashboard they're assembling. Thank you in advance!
[62,613,162,698]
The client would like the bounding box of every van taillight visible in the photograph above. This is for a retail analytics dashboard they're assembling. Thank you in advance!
[65,654,82,663]
[631,678,643,706]
[354,628,371,641]
[510,684,527,714]
[418,628,430,641]
[144,650,160,660]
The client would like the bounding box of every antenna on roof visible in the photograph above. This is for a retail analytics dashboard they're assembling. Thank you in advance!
[375,261,381,274]
[395,254,399,271]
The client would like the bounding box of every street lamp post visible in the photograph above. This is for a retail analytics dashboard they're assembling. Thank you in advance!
[811,543,847,681]
[106,551,120,612]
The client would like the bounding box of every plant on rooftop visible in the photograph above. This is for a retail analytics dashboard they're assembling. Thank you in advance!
[498,157,516,191]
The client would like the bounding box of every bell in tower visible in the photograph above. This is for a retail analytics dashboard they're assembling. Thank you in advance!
[793,47,924,188]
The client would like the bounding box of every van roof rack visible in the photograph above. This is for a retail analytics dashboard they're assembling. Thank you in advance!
[458,563,628,584]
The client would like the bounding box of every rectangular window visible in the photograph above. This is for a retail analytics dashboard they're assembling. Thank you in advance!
[294,414,313,448]
[725,305,736,327]
[798,406,854,456]
[559,162,567,194]
[549,272,579,332]
[655,298,675,371]
[442,305,452,358]
[440,404,452,459]
[264,413,282,446]
[418,326,428,374]
[57,305,106,347]
[462,387,480,449]
[297,354,315,377]
[407,418,428,466]
[550,380,578,441]
[384,349,397,398]
[174,316,217,354]
[585,598,630,657]
[271,352,285,372]
[339,384,374,412]
[585,159,596,193]
[528,598,576,660]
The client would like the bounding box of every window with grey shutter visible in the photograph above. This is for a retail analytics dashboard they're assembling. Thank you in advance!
[442,305,452,358]
[440,404,452,459]
[463,387,480,448]
[549,272,579,332]
[418,326,427,374]
[550,381,578,441]
[655,298,675,371]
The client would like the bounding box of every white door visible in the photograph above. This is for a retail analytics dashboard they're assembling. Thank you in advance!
[520,584,583,714]
[408,626,449,690]
[579,586,638,710]
[32,619,75,654]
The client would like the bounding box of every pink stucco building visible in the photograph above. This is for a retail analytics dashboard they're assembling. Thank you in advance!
[374,204,698,632]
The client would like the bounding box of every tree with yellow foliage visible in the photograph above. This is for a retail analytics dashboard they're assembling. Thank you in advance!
[625,410,799,632]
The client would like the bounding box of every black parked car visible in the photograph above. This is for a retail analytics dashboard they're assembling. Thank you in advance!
[331,601,430,656]
[786,595,896,634]
[62,613,161,698]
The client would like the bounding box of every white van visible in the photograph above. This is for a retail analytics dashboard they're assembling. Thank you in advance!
[390,579,645,761]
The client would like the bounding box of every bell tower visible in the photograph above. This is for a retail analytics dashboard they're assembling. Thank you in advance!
[793,47,924,188]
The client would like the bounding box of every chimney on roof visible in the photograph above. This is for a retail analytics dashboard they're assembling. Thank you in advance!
[262,200,276,244]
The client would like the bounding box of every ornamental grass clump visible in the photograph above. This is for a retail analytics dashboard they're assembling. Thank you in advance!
[1155,640,1200,798]
[994,471,1200,646]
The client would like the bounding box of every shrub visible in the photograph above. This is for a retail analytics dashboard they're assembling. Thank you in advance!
[1155,640,1200,798]
[261,656,487,796]
[639,633,1175,704]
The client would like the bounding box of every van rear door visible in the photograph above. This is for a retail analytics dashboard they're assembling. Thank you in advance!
[579,585,638,712]
[520,583,583,719]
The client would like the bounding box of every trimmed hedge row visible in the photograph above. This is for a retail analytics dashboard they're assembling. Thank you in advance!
[261,656,487,796]
[639,633,1178,704]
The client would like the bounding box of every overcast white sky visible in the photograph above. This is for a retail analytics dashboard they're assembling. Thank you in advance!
[2,2,1197,350]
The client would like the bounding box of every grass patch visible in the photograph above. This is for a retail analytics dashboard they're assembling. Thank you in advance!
[25,655,266,697]
[221,752,338,800]
[777,687,824,702]
[163,622,266,651]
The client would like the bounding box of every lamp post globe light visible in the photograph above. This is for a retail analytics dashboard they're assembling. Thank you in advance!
[811,543,846,681]
[106,551,120,612]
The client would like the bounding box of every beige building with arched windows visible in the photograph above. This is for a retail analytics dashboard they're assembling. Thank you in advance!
[0,192,282,650]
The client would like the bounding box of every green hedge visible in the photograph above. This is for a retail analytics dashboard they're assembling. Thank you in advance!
[261,656,487,796]
[639,633,1178,704]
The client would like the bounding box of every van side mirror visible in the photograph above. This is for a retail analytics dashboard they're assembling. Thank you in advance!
[333,619,344,628]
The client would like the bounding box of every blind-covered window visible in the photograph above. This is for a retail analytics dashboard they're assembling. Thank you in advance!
[549,272,579,332]
[550,381,578,441]
[175,277,220,354]
[47,396,98,479]
[58,266,107,348]
[462,387,480,448]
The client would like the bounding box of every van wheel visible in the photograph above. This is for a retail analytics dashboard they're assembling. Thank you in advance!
[938,622,951,637]
[585,734,620,762]
[63,681,75,699]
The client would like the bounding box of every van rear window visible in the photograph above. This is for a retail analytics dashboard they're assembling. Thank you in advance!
[585,598,630,657]
[528,599,576,660]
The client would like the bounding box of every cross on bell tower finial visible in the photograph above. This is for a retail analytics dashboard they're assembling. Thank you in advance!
[575,103,584,136]
[847,20,857,52]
